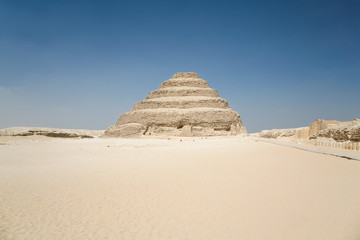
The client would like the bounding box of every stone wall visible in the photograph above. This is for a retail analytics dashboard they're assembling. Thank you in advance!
[310,119,360,142]
[259,127,308,139]
[309,119,340,136]
[257,119,360,152]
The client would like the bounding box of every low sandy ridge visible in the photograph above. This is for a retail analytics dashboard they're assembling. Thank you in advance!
[0,127,104,138]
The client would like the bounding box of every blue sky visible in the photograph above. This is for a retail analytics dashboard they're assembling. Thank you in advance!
[1,0,359,132]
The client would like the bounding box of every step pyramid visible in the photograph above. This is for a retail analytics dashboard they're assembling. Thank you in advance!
[103,72,247,137]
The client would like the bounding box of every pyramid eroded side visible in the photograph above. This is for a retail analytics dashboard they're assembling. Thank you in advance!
[103,72,247,137]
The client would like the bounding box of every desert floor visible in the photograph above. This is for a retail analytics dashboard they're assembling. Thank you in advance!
[1,136,360,240]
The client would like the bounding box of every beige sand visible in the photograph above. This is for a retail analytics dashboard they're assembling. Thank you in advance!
[1,136,360,240]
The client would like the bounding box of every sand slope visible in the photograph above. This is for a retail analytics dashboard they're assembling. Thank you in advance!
[1,137,360,240]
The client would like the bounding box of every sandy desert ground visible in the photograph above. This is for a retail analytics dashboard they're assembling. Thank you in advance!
[1,136,360,240]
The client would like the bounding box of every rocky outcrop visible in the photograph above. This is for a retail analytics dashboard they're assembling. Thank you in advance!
[310,119,360,142]
[103,72,247,137]
[0,127,104,138]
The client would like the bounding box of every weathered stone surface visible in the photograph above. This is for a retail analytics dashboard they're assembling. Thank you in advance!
[170,72,200,79]
[161,79,210,88]
[310,119,360,142]
[146,87,219,99]
[180,125,192,137]
[296,127,310,139]
[115,108,241,128]
[258,119,360,143]
[258,128,302,139]
[351,127,360,142]
[133,97,229,110]
[104,123,146,138]
[103,72,247,137]
[309,119,340,136]
[0,127,104,138]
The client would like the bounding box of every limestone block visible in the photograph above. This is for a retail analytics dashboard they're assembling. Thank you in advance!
[180,125,192,137]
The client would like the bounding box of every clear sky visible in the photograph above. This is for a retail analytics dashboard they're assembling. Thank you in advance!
[1,0,359,133]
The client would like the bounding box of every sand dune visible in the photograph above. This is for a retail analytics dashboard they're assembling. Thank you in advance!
[1,136,360,240]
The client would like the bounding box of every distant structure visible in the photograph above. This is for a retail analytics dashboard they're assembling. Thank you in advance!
[259,119,360,143]
[257,118,360,151]
[103,72,247,137]
[308,119,340,136]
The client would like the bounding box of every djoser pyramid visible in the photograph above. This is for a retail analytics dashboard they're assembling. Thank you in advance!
[103,72,247,137]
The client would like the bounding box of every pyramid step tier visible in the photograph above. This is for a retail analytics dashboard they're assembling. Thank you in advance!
[171,72,201,79]
[133,96,229,110]
[147,87,219,99]
[115,108,241,128]
[160,79,210,88]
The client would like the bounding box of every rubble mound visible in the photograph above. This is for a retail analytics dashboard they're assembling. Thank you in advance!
[0,127,104,138]
[258,127,307,139]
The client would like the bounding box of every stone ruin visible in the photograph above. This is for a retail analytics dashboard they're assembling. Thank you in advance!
[103,72,247,137]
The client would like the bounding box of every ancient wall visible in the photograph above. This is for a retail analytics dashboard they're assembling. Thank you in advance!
[311,119,360,142]
[309,119,340,136]
[296,127,310,139]
[257,119,360,152]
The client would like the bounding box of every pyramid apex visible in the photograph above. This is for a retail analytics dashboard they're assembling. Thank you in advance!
[171,72,200,79]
